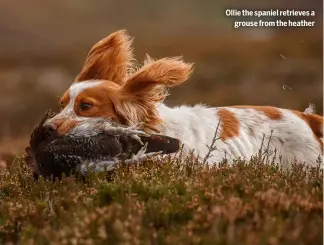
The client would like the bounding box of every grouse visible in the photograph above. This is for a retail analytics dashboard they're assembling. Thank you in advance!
[25,111,181,179]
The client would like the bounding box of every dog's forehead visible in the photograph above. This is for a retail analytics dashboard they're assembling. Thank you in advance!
[68,80,103,101]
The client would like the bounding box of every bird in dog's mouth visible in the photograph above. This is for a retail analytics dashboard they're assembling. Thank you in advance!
[25,111,181,178]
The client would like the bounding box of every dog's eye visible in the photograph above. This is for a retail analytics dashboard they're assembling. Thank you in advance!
[80,102,92,111]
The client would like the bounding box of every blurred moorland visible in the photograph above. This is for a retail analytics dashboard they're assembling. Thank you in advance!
[0,0,323,160]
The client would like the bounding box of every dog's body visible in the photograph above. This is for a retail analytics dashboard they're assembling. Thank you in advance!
[155,103,323,166]
[44,30,323,167]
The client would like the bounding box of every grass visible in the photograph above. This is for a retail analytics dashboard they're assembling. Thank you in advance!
[0,153,322,245]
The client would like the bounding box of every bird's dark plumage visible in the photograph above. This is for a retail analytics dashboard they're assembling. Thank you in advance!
[25,111,181,178]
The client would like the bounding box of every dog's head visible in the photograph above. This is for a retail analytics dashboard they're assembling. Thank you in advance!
[44,30,194,135]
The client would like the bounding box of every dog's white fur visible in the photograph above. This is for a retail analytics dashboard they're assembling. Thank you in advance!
[156,103,323,167]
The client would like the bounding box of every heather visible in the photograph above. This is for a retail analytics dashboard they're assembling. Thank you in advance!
[0,154,322,245]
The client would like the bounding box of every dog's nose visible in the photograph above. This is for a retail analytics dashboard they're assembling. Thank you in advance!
[43,122,58,132]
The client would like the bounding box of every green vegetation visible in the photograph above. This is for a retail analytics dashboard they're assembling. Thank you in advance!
[0,154,322,245]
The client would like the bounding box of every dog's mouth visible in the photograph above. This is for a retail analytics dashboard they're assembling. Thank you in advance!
[25,111,181,179]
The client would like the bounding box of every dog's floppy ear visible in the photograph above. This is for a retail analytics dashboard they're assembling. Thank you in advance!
[114,55,194,130]
[123,55,193,95]
[75,30,134,85]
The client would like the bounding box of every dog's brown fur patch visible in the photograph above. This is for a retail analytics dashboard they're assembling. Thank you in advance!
[292,110,323,150]
[217,108,240,140]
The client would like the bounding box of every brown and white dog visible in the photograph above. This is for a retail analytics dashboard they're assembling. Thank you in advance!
[44,30,323,167]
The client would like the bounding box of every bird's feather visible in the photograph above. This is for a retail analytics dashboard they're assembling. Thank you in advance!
[25,111,181,178]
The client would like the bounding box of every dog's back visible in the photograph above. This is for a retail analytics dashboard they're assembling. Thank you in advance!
[157,104,323,167]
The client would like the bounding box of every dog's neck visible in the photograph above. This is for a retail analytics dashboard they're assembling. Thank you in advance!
[146,103,209,138]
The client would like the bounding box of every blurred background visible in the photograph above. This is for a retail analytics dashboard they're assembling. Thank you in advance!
[0,0,322,163]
